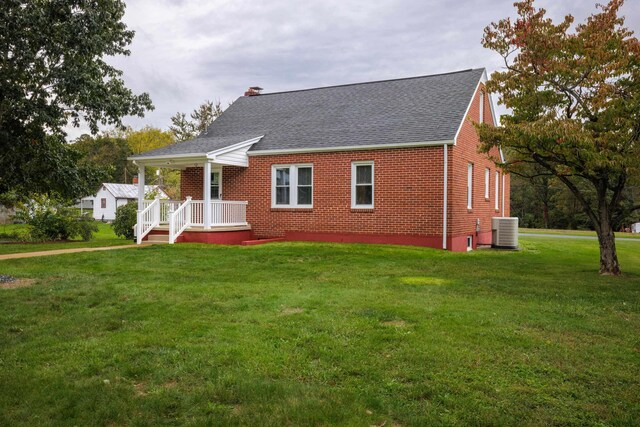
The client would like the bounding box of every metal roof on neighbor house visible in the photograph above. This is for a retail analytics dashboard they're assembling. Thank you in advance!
[102,183,168,199]
[131,68,485,159]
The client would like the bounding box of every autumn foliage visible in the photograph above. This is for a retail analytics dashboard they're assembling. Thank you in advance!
[477,0,640,275]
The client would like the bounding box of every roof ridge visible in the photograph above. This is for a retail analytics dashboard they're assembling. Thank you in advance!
[251,68,483,97]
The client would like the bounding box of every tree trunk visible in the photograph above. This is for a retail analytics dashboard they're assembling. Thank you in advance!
[596,226,621,276]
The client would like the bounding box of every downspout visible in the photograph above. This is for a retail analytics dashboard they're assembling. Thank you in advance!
[442,144,448,250]
[501,173,505,215]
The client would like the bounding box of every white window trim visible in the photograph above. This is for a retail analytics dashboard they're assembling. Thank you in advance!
[467,163,473,210]
[495,171,500,211]
[484,167,490,200]
[351,161,374,209]
[479,91,484,123]
[271,164,313,208]
[467,235,473,252]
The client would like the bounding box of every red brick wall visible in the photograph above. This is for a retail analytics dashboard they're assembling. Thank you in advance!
[219,147,446,240]
[181,167,203,200]
[449,83,510,249]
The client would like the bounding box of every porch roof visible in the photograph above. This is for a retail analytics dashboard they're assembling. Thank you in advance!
[130,135,264,167]
[130,134,261,160]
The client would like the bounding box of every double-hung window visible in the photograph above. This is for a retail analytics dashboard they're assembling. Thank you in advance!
[484,168,490,200]
[479,91,484,123]
[495,171,500,211]
[351,161,374,208]
[272,164,313,208]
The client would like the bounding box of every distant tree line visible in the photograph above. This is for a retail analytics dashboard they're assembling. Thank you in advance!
[511,173,640,231]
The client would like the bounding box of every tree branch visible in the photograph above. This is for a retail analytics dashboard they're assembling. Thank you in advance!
[608,172,626,213]
[532,153,600,226]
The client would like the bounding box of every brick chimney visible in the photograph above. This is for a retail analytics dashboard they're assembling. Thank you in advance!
[244,86,263,96]
[133,175,139,184]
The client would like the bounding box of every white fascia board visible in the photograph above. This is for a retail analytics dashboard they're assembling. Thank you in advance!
[130,153,207,163]
[206,135,264,158]
[248,140,453,156]
[453,70,486,145]
[484,72,505,163]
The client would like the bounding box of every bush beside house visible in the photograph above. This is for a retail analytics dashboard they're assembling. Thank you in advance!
[112,202,137,240]
[13,196,98,242]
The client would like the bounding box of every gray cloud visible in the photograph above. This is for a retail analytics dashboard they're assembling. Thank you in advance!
[66,0,640,139]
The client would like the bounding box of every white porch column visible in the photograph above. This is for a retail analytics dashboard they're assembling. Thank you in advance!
[203,161,212,229]
[137,164,145,211]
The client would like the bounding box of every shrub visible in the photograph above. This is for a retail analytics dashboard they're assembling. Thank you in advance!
[112,202,137,240]
[14,195,98,242]
[74,216,99,241]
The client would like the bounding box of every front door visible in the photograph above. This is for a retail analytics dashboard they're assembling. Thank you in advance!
[210,171,221,200]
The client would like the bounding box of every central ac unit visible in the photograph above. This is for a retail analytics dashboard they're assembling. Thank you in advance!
[492,217,519,249]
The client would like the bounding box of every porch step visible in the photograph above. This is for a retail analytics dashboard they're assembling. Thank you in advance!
[146,234,170,243]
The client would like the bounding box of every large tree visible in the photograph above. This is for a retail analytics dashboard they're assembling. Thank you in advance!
[170,100,224,142]
[0,0,153,199]
[478,0,640,275]
[74,133,135,184]
[126,126,175,155]
[125,126,180,198]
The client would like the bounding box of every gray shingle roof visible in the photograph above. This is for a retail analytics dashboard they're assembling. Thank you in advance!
[133,68,484,158]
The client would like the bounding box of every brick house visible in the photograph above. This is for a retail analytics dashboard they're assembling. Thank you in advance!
[130,68,510,251]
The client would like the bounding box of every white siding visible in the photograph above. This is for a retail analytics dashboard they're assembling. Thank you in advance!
[89,187,135,221]
[214,145,252,167]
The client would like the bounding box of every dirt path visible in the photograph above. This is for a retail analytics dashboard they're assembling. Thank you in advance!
[0,243,156,261]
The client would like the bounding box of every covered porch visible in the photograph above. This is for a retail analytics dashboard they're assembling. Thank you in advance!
[129,135,263,244]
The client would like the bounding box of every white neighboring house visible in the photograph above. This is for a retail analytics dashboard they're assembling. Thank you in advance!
[83,183,169,221]
[632,222,640,234]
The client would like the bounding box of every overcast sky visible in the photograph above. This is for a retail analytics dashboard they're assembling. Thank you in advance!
[70,0,640,139]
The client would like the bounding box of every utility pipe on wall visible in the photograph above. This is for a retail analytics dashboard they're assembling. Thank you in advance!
[442,144,448,250]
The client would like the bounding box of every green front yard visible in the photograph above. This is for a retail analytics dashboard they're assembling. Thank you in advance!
[1,237,639,426]
[0,222,131,255]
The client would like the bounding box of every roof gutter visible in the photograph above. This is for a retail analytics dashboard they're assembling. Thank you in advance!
[129,153,208,164]
[248,140,454,156]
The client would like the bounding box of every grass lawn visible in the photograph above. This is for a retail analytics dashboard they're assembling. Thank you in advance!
[520,227,640,240]
[0,237,639,426]
[0,222,131,255]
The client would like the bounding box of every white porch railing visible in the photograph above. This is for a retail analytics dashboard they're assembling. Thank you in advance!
[136,198,160,244]
[169,197,192,244]
[138,198,249,244]
[191,200,204,225]
[143,200,181,224]
[211,200,248,226]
